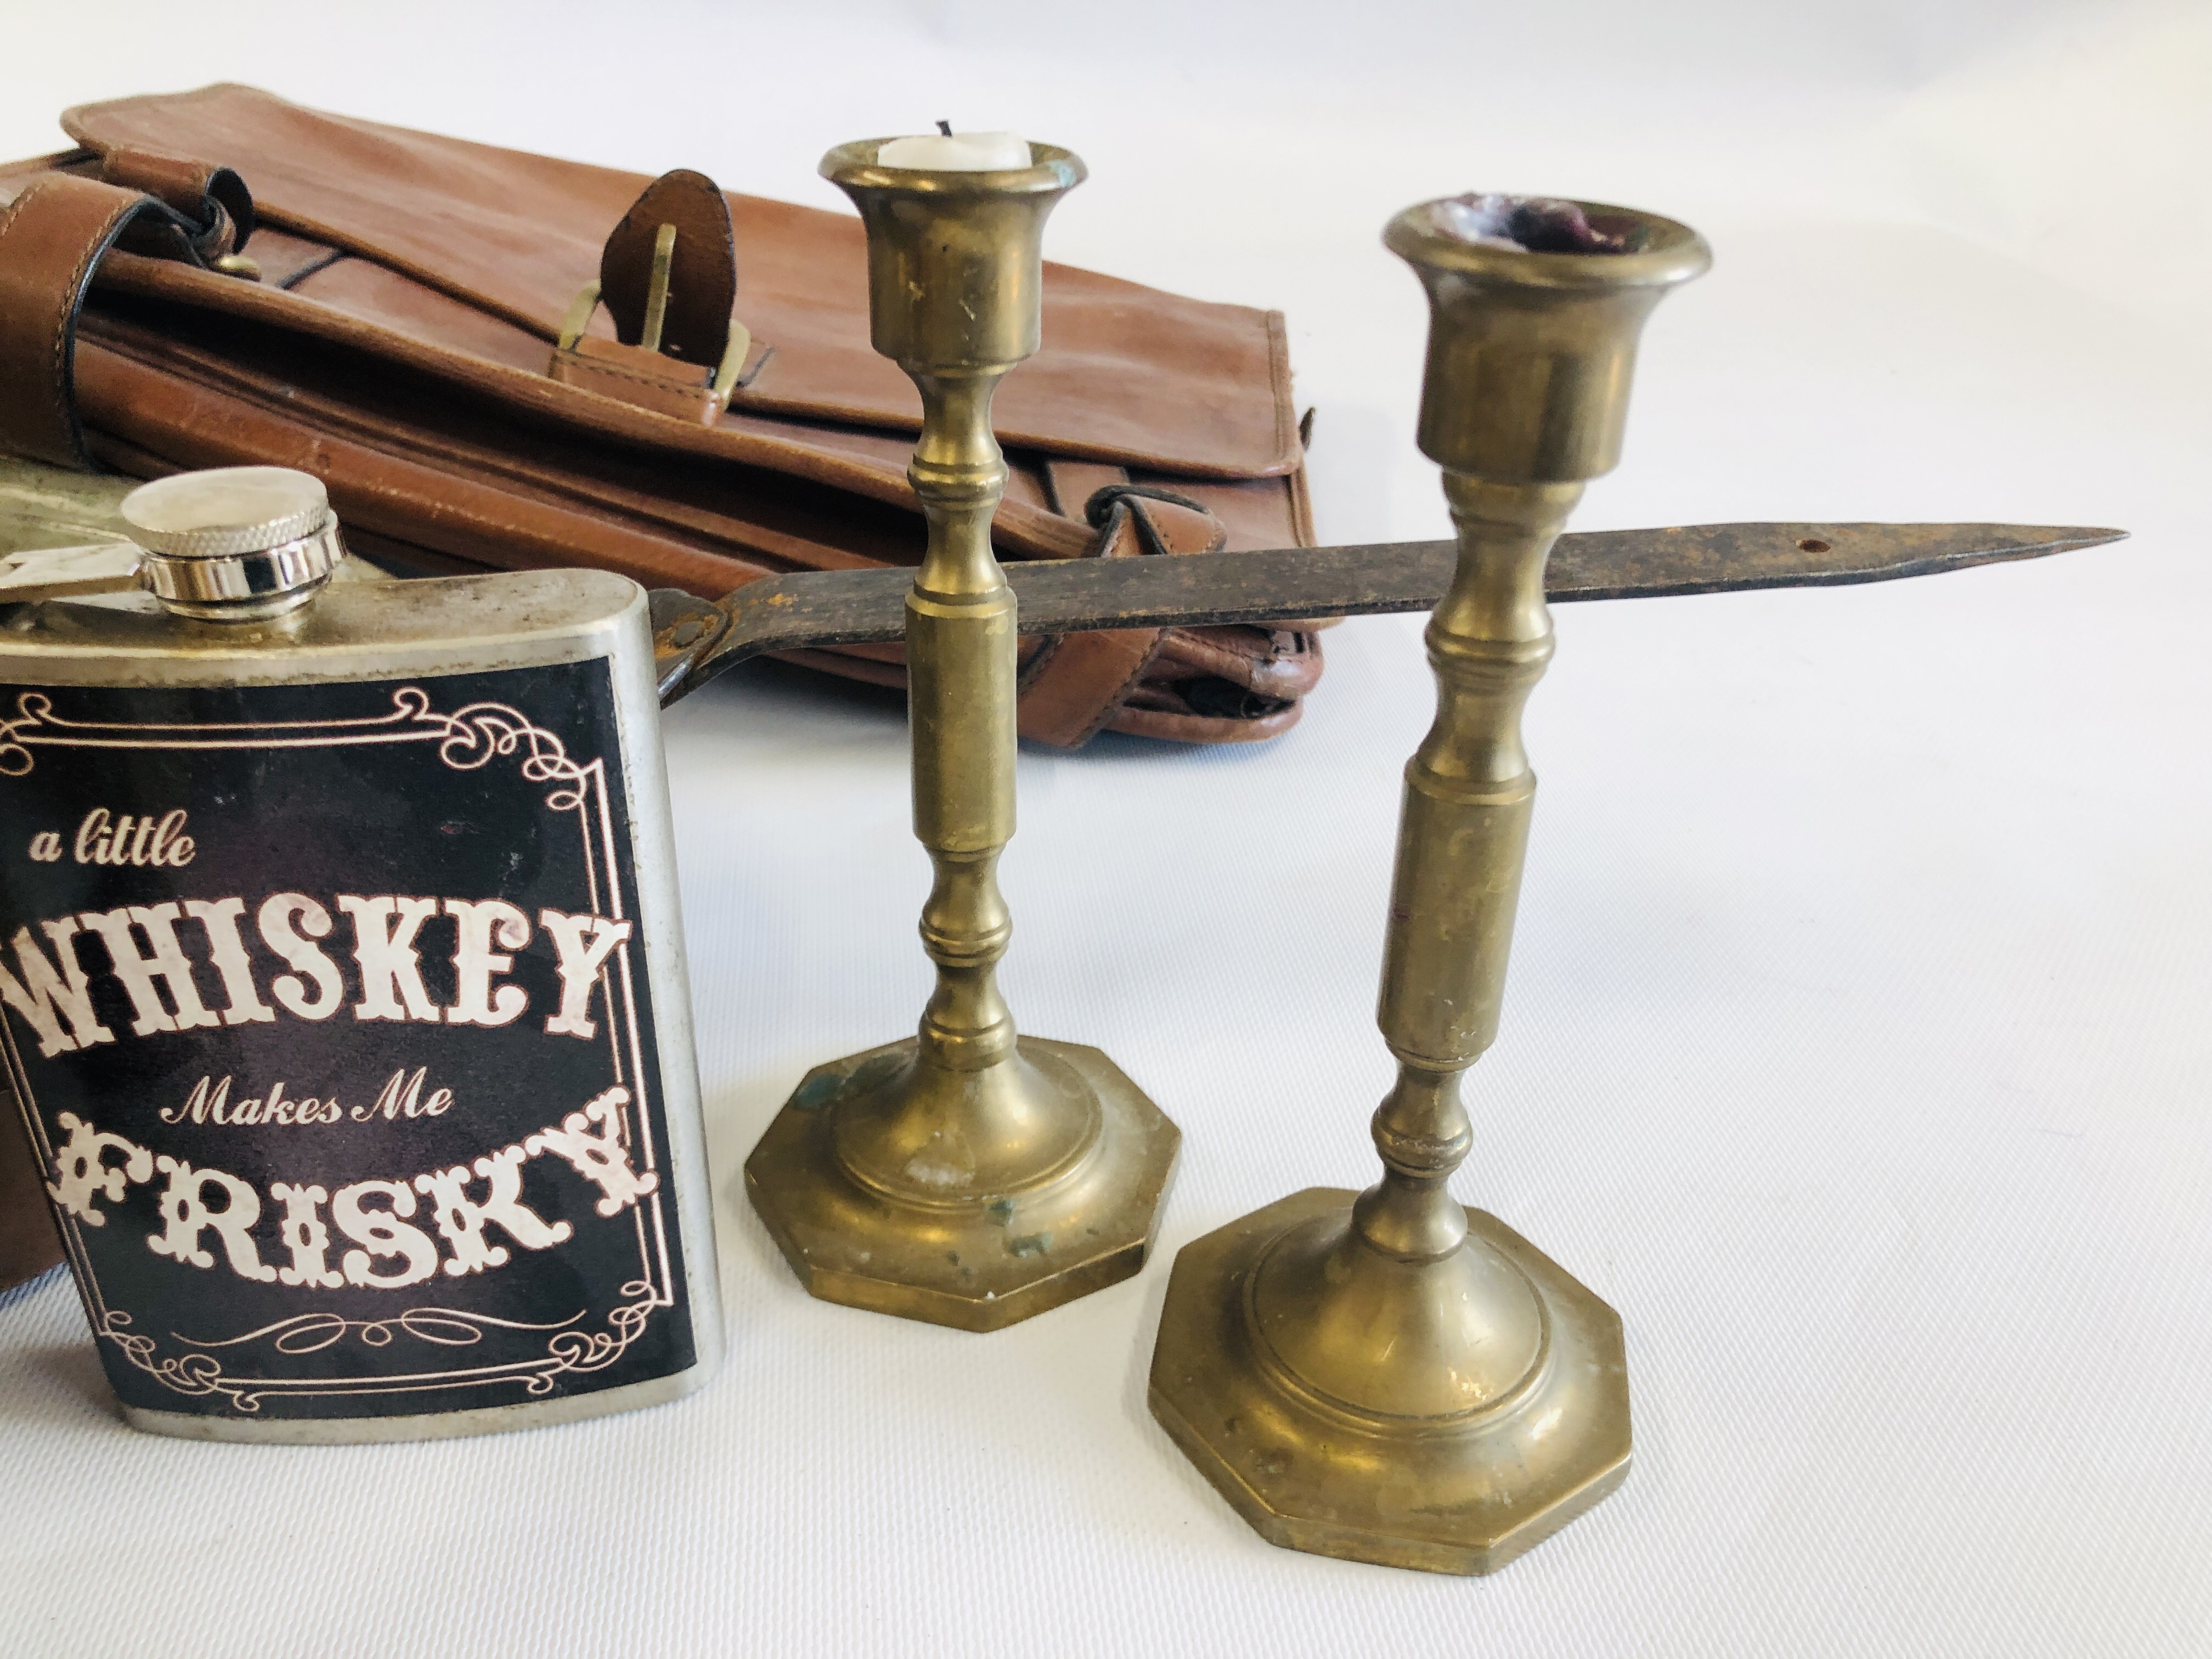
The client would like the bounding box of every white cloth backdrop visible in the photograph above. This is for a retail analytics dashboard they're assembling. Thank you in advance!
[2,3,2207,1653]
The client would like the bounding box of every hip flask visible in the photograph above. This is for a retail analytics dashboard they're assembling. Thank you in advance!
[0,467,722,1441]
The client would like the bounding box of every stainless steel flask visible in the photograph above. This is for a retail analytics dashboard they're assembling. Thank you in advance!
[0,467,721,1442]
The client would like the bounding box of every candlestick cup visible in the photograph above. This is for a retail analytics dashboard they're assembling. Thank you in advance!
[744,141,1180,1330]
[1148,197,1709,1572]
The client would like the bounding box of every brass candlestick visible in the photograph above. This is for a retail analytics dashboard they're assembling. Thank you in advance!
[1149,198,1710,1572]
[745,141,1180,1331]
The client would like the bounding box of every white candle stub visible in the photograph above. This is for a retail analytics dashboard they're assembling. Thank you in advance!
[876,131,1032,171]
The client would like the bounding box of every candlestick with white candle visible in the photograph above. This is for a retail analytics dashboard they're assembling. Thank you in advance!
[746,135,1177,1334]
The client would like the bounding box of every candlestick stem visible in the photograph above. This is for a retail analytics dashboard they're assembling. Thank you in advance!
[1361,475,1577,1255]
[909,370,1019,1077]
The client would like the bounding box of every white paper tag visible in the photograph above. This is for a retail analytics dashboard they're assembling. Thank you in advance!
[0,541,145,601]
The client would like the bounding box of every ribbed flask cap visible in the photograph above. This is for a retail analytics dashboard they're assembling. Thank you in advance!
[121,467,331,558]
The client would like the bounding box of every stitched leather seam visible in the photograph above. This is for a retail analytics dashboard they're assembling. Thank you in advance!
[0,176,61,244]
[555,351,711,398]
[1288,452,1317,546]
[1077,498,1170,745]
[1265,309,1294,464]
[0,182,71,453]
[1015,496,1159,743]
[1129,496,1226,559]
[52,198,145,464]
[0,179,107,462]
[1014,634,1066,692]
[1187,518,1229,557]
[1073,628,1172,748]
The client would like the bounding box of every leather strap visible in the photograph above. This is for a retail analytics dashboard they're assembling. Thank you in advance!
[0,174,205,468]
[1015,470,1228,748]
[1040,457,1127,520]
[601,169,735,371]
[100,147,255,260]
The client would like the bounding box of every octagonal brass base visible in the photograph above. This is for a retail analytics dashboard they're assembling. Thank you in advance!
[746,1036,1180,1331]
[1149,1187,1630,1575]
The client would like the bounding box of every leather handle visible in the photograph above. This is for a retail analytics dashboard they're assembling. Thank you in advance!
[0,174,206,469]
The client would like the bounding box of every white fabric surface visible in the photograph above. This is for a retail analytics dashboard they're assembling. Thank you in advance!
[3,3,2208,1653]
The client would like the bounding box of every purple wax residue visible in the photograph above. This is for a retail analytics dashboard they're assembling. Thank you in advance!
[1430,193,1630,253]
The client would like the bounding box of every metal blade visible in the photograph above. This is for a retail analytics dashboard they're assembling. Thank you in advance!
[655,521,2124,706]
[1545,521,2124,601]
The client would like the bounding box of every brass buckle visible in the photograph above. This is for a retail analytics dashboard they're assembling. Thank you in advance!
[554,223,753,409]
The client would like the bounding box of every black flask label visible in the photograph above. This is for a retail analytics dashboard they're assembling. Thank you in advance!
[0,664,696,1420]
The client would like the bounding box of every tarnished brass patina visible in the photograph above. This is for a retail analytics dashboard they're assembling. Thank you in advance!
[1149,199,1711,1573]
[743,141,1180,1331]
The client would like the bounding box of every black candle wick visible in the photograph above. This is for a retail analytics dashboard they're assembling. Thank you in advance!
[935,119,953,136]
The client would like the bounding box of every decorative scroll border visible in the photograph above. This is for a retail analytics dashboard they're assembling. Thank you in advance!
[0,682,681,1413]
[0,687,596,811]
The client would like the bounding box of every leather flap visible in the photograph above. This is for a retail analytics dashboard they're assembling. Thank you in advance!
[59,85,1301,479]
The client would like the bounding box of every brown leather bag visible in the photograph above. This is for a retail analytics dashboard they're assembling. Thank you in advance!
[0,85,1323,747]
